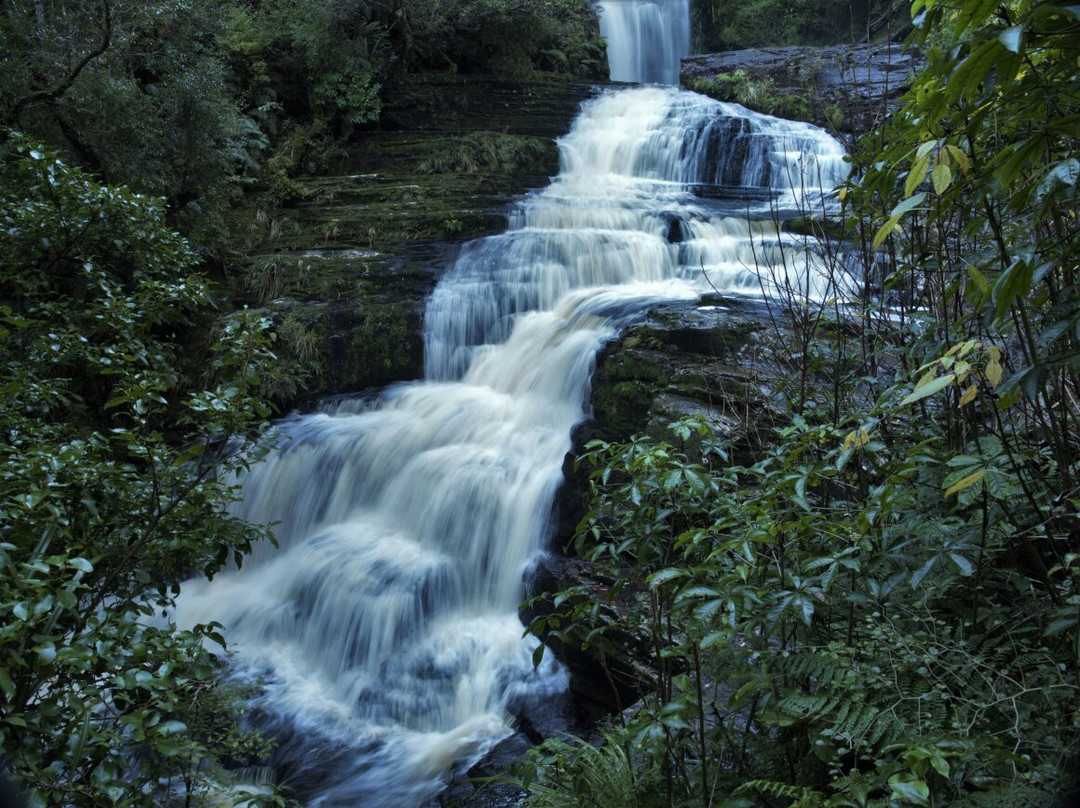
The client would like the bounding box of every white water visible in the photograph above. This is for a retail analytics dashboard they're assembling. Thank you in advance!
[598,0,691,84]
[176,6,849,806]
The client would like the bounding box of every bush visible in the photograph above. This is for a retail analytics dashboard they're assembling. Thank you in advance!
[0,135,284,807]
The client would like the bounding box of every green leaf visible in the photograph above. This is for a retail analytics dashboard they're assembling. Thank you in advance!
[931,163,952,195]
[944,469,987,498]
[893,191,927,218]
[873,215,902,249]
[948,552,973,576]
[888,775,930,805]
[649,567,688,587]
[911,556,938,589]
[906,150,932,197]
[900,372,955,406]
[991,258,1034,318]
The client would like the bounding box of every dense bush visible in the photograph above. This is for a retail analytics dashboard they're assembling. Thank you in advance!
[0,135,285,807]
[0,0,602,252]
[399,0,606,78]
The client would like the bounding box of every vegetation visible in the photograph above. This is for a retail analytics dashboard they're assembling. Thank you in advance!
[0,2,603,803]
[0,135,286,805]
[525,1,1079,806]
[695,0,892,52]
[3,0,1076,806]
[684,70,814,123]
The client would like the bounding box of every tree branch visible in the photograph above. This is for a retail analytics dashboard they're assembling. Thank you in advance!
[9,0,113,120]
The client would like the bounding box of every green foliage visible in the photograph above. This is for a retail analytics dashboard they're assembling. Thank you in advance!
[697,0,886,51]
[0,136,284,807]
[513,733,667,808]
[685,71,813,122]
[0,0,603,256]
[414,132,553,175]
[398,0,606,78]
[1,0,263,249]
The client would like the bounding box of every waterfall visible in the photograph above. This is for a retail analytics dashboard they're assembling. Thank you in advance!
[597,0,691,84]
[175,27,849,808]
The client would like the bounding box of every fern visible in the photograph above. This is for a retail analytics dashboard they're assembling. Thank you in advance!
[735,778,824,806]
[517,733,665,808]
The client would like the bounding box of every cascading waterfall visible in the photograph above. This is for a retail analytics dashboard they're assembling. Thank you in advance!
[176,7,850,806]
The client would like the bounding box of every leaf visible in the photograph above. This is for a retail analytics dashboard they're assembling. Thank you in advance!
[991,258,1034,318]
[911,556,938,589]
[906,150,932,197]
[949,552,973,576]
[900,372,955,406]
[944,469,987,498]
[649,567,687,587]
[873,192,927,249]
[1035,158,1080,202]
[946,144,971,173]
[842,426,872,453]
[931,162,952,195]
[958,384,977,406]
[947,40,1000,104]
[873,215,901,249]
[888,775,930,805]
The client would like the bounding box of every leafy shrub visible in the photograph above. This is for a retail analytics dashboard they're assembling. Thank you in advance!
[0,136,284,807]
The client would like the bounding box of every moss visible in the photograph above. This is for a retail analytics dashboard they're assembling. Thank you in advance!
[590,349,671,441]
[685,74,813,123]
[221,73,596,407]
[340,300,422,391]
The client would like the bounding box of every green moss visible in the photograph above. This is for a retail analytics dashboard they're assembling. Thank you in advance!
[340,300,423,391]
[414,131,554,176]
[590,350,671,441]
[686,73,813,123]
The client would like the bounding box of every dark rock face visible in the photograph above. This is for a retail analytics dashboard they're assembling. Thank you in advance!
[583,296,784,450]
[681,43,920,137]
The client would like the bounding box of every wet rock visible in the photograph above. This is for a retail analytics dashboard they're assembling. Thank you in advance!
[583,295,784,450]
[681,43,921,137]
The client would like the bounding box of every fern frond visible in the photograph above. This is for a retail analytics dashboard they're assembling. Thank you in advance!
[735,778,824,806]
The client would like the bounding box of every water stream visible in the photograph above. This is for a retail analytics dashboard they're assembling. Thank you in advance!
[176,5,848,806]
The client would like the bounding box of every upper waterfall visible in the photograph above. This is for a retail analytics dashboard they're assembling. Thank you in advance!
[597,0,690,84]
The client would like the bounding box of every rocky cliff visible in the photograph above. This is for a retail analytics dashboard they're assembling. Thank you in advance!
[682,43,919,138]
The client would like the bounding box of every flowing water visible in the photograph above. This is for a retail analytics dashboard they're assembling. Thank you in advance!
[176,5,849,806]
[597,0,691,84]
